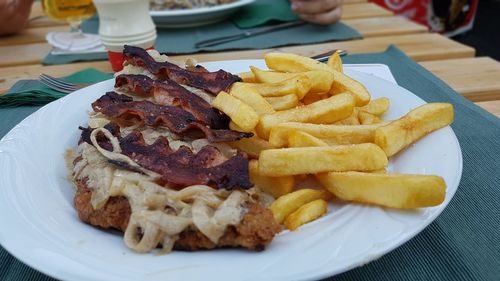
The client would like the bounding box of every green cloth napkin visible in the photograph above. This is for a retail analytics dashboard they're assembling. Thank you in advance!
[43,51,109,65]
[0,68,113,107]
[231,0,299,28]
[4,46,499,280]
[43,15,361,64]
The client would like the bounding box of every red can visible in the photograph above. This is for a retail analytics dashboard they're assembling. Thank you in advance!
[369,0,478,36]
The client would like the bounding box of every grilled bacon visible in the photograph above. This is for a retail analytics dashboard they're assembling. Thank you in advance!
[123,45,241,95]
[91,92,252,143]
[115,74,229,129]
[80,125,253,190]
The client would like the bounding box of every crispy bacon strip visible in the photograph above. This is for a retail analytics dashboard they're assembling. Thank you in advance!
[123,45,241,95]
[91,92,251,143]
[114,74,229,129]
[80,126,252,190]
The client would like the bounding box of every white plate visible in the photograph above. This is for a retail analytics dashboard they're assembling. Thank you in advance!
[0,60,462,281]
[150,0,255,28]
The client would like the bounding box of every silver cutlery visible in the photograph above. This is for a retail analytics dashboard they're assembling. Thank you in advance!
[195,21,307,48]
[38,74,91,94]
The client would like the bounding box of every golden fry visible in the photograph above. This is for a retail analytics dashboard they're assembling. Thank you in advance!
[211,91,259,132]
[327,52,343,73]
[230,83,275,115]
[268,122,385,147]
[359,97,390,116]
[302,92,329,105]
[334,108,360,125]
[284,199,328,230]
[265,94,299,111]
[264,52,370,106]
[287,131,329,147]
[250,66,334,93]
[249,75,311,99]
[316,172,446,208]
[358,111,382,125]
[375,103,454,157]
[270,189,330,223]
[256,93,355,139]
[258,144,388,176]
[228,135,274,159]
[329,73,370,106]
[238,71,256,83]
[265,52,333,73]
[249,160,294,198]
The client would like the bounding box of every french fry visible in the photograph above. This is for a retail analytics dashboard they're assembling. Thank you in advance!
[228,135,275,159]
[264,52,370,106]
[358,111,382,125]
[360,97,390,116]
[256,93,355,139]
[211,91,259,132]
[375,103,454,157]
[268,122,385,147]
[250,66,334,93]
[238,71,256,83]
[287,131,329,147]
[301,92,329,105]
[316,172,446,208]
[265,52,333,73]
[329,74,370,106]
[229,83,275,115]
[327,51,343,73]
[265,94,299,111]
[334,108,360,125]
[369,168,387,174]
[258,144,388,176]
[270,189,330,223]
[249,75,311,99]
[228,121,247,132]
[284,199,328,230]
[249,160,294,198]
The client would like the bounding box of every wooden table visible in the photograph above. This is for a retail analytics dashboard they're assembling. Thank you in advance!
[0,1,499,117]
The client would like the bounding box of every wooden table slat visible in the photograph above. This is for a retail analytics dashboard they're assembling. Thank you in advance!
[420,57,500,102]
[342,2,393,19]
[0,26,67,47]
[344,16,428,37]
[475,100,500,117]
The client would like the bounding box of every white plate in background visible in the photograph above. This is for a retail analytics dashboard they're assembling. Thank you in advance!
[150,0,255,28]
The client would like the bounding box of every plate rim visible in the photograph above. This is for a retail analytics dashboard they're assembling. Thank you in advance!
[0,62,463,281]
[149,0,255,17]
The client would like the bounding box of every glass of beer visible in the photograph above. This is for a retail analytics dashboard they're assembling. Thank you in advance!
[42,0,99,50]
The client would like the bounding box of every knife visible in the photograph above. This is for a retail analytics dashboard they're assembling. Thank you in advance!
[195,21,307,48]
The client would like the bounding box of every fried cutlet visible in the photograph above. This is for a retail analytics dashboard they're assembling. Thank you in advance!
[74,180,281,251]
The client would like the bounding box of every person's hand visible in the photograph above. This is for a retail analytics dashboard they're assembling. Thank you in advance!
[0,0,34,36]
[291,0,344,25]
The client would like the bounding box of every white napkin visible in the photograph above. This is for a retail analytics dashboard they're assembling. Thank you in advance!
[46,31,105,54]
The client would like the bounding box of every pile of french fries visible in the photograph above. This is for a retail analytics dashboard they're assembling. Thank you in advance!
[212,51,454,231]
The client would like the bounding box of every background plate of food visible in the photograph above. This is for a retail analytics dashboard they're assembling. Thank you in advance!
[0,50,462,281]
[150,0,255,28]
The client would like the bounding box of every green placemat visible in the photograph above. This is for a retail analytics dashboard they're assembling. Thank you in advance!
[42,51,109,65]
[0,68,113,107]
[43,15,361,65]
[4,46,499,280]
[231,0,299,28]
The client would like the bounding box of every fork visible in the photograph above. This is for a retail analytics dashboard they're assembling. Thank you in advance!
[311,49,348,62]
[38,74,91,94]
